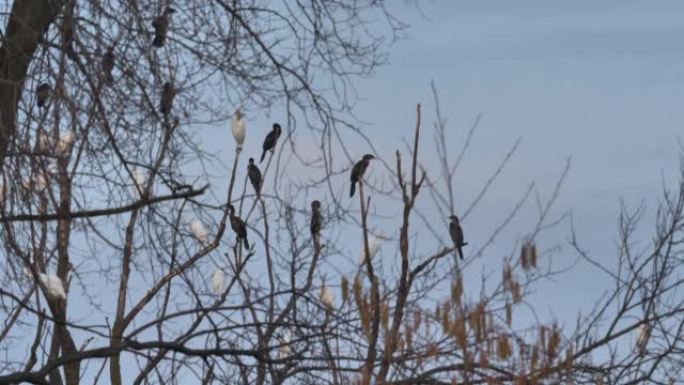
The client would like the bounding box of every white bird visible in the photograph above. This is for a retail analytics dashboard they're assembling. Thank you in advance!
[211,268,225,295]
[37,129,51,152]
[231,110,245,148]
[56,129,75,157]
[33,172,47,193]
[39,273,66,300]
[636,324,649,354]
[132,169,146,198]
[278,330,292,359]
[189,219,210,246]
[358,235,383,265]
[319,284,335,310]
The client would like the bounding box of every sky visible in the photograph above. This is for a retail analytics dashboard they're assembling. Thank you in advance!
[192,0,684,323]
[8,0,684,380]
[343,0,684,319]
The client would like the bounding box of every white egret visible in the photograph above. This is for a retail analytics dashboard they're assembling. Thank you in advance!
[231,110,245,148]
[39,273,66,300]
[189,219,210,246]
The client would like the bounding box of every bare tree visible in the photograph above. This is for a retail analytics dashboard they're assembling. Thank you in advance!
[1,1,683,385]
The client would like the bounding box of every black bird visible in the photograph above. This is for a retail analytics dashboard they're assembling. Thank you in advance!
[260,123,282,163]
[349,154,375,197]
[448,215,467,260]
[247,158,262,198]
[160,82,175,115]
[102,46,115,84]
[36,83,51,109]
[310,200,322,240]
[152,8,175,47]
[228,204,249,249]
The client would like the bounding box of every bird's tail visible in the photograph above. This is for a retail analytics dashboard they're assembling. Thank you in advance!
[152,37,163,47]
[243,237,250,249]
[457,247,464,260]
[350,183,356,197]
[260,150,267,163]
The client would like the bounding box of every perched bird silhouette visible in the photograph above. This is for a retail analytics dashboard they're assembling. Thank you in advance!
[228,204,249,249]
[36,83,51,109]
[310,200,322,240]
[160,82,175,115]
[260,123,282,162]
[152,8,175,47]
[101,46,115,84]
[349,154,375,197]
[247,158,262,198]
[448,215,467,260]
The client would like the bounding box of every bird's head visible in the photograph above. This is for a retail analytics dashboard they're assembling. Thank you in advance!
[227,204,235,214]
[166,7,176,14]
[273,123,282,135]
[448,215,460,222]
[249,158,255,164]
[311,200,321,210]
[362,154,375,162]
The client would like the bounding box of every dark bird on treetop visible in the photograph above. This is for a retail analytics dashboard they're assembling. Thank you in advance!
[350,154,375,197]
[160,82,175,115]
[448,215,468,260]
[36,83,51,109]
[247,158,263,198]
[310,200,322,240]
[228,204,249,249]
[102,46,115,84]
[152,8,175,47]
[260,123,282,163]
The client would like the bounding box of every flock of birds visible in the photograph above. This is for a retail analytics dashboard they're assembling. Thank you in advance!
[28,6,471,310]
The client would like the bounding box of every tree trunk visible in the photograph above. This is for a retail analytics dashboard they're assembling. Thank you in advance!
[0,0,66,171]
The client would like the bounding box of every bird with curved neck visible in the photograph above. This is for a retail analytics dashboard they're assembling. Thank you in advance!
[247,158,262,198]
[260,123,282,163]
[448,215,467,260]
[310,200,322,241]
[227,204,249,249]
[350,154,375,197]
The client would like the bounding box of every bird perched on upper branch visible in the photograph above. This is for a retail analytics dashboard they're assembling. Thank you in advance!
[227,204,249,249]
[310,200,322,241]
[231,110,246,149]
[350,154,375,197]
[247,158,262,198]
[260,123,282,163]
[36,83,51,109]
[152,7,175,47]
[448,215,467,260]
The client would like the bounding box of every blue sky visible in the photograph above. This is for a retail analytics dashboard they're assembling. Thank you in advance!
[195,0,684,320]
[166,0,684,332]
[342,0,684,318]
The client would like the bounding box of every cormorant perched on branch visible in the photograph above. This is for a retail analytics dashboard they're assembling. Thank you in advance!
[349,154,375,197]
[160,82,175,115]
[260,123,282,163]
[310,200,322,240]
[228,204,249,249]
[36,83,51,109]
[102,46,115,84]
[152,8,175,47]
[448,215,467,260]
[247,158,262,198]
